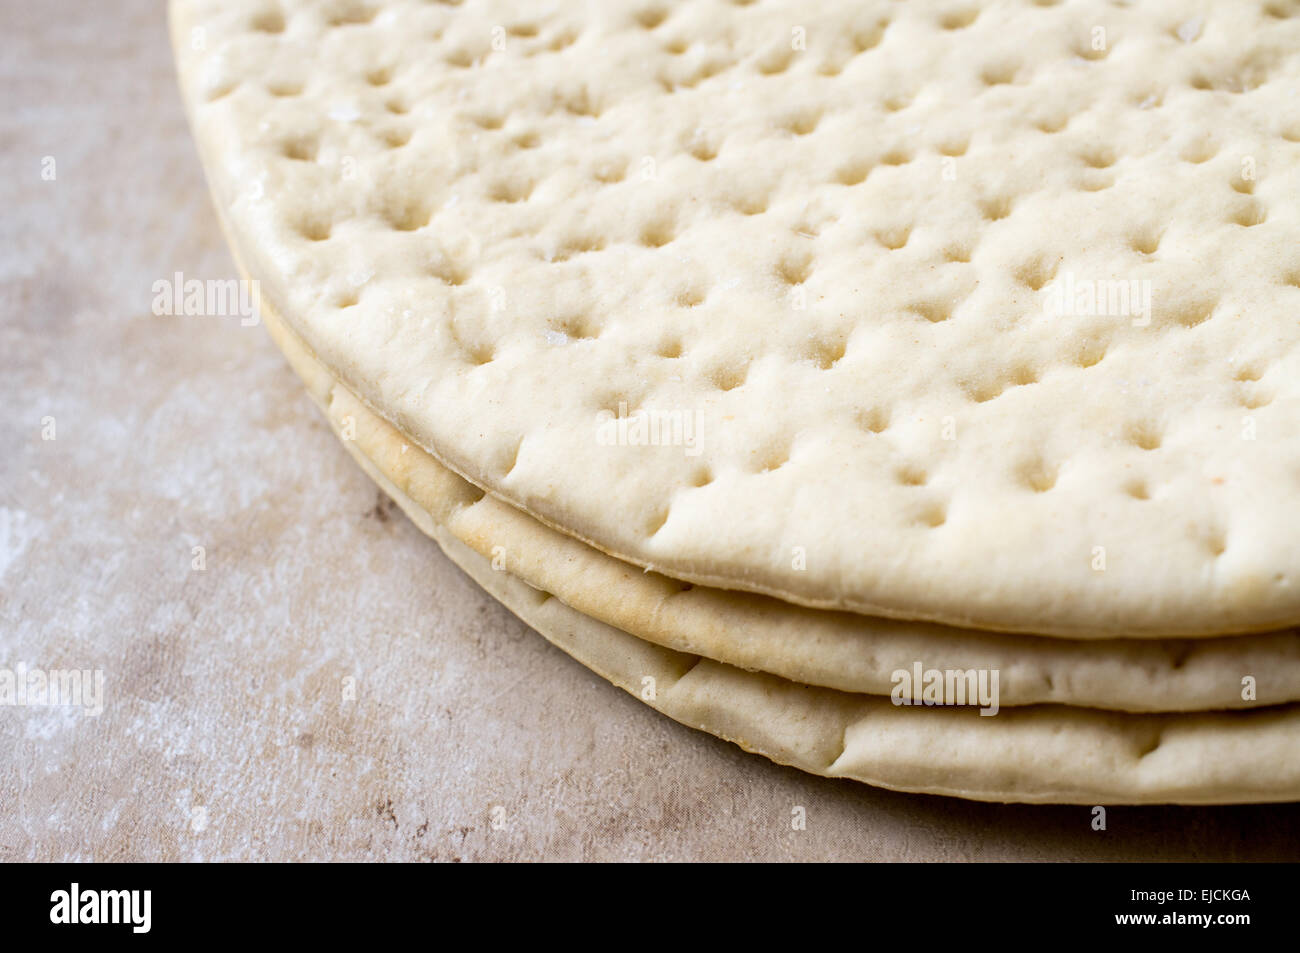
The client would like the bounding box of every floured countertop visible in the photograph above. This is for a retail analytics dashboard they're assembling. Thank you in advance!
[1,0,1298,861]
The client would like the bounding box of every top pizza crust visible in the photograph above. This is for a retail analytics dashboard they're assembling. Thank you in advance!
[173,0,1300,636]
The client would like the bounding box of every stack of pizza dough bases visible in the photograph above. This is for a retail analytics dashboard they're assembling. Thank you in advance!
[172,0,1300,802]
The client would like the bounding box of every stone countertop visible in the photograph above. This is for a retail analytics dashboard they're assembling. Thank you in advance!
[2,0,1298,861]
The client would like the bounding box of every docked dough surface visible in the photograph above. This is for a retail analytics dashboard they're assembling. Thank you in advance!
[173,0,1300,636]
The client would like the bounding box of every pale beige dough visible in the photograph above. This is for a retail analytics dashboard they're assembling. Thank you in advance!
[259,295,1300,713]
[345,424,1300,804]
[173,0,1300,636]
